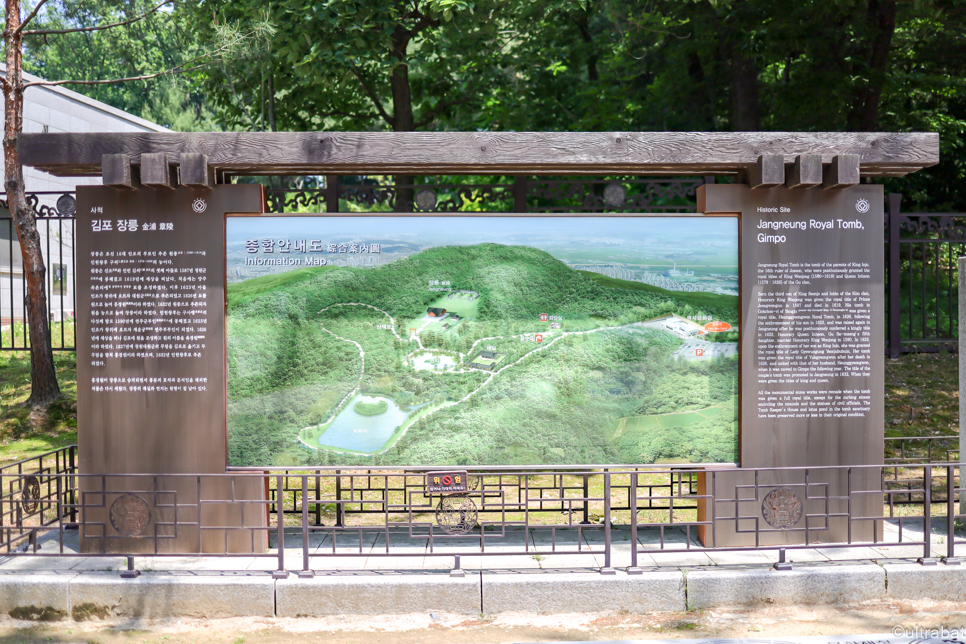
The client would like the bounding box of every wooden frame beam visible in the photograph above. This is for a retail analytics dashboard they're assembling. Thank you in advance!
[23,131,938,178]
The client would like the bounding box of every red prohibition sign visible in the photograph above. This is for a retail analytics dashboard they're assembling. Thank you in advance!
[441,475,453,486]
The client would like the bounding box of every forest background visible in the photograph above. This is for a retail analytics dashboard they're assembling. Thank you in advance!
[21,0,966,212]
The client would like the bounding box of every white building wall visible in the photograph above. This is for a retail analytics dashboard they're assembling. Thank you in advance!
[1,65,168,330]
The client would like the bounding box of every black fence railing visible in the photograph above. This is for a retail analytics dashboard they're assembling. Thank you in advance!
[886,193,966,356]
[1,191,76,351]
[2,184,963,358]
[1,449,962,575]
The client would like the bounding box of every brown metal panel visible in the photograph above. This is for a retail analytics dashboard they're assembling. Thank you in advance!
[75,185,267,553]
[699,184,884,546]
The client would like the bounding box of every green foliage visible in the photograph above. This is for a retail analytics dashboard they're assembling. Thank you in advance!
[23,1,216,131]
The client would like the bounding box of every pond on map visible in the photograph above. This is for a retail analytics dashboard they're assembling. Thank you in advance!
[411,352,457,371]
[316,394,414,453]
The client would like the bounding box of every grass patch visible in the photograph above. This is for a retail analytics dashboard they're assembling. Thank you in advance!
[0,350,77,467]
[884,351,959,460]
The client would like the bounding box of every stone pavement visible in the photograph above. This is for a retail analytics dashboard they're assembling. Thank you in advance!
[0,521,961,622]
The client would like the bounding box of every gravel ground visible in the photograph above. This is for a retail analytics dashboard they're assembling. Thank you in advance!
[1,598,965,643]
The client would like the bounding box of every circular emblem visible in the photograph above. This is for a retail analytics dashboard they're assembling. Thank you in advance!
[415,188,437,211]
[603,182,627,207]
[855,198,870,214]
[20,476,41,515]
[191,198,208,214]
[761,487,803,529]
[435,493,478,535]
[55,194,76,217]
[109,494,151,537]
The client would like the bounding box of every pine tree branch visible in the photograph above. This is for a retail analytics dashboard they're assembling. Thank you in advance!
[351,67,393,126]
[24,63,205,88]
[23,27,263,89]
[15,0,50,34]
[23,0,171,36]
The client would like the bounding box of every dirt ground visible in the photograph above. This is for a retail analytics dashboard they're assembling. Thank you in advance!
[1,599,965,644]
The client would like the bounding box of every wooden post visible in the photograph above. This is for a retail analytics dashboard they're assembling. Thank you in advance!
[823,154,860,189]
[749,154,785,189]
[513,175,527,212]
[180,153,213,189]
[325,175,339,213]
[787,154,823,188]
[140,153,174,189]
[102,154,136,189]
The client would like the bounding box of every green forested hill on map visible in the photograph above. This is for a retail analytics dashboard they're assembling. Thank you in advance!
[226,244,738,467]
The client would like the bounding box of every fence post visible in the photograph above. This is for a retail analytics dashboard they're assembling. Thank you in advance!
[300,476,314,578]
[601,471,615,575]
[960,256,966,516]
[888,193,903,359]
[947,465,960,564]
[628,471,641,574]
[513,176,527,213]
[273,475,289,579]
[325,175,339,212]
[920,465,937,565]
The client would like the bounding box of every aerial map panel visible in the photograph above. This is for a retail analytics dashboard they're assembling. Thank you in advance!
[225,215,739,467]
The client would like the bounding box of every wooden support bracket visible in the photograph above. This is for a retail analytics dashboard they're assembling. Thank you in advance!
[102,154,137,189]
[140,153,174,189]
[179,153,214,189]
[787,154,823,188]
[823,154,860,189]
[749,154,785,189]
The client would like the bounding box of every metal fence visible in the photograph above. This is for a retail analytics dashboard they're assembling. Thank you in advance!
[886,193,966,355]
[0,191,76,350]
[1,446,962,576]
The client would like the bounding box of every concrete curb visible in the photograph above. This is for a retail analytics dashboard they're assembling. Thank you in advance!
[276,574,481,617]
[884,562,966,601]
[686,564,885,609]
[69,573,275,620]
[0,573,75,622]
[482,571,686,614]
[2,562,966,621]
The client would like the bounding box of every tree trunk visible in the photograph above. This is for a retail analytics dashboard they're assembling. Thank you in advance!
[847,0,897,131]
[729,51,760,131]
[4,0,62,406]
[576,10,598,82]
[389,25,414,211]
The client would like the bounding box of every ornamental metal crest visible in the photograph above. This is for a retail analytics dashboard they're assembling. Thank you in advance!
[435,493,478,535]
[109,494,151,537]
[761,487,803,529]
[19,475,41,515]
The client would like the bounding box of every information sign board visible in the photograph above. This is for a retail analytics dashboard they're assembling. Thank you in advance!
[75,185,266,553]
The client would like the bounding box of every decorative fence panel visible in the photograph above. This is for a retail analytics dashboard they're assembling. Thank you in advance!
[0,454,962,575]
